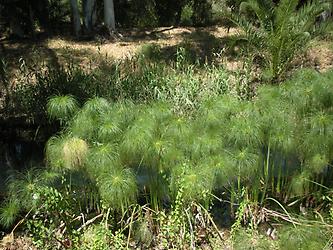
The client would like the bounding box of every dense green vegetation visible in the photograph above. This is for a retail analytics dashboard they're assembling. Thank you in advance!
[1,0,333,249]
[2,67,333,248]
[233,0,330,80]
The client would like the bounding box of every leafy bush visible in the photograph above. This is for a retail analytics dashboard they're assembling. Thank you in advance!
[0,167,100,247]
[180,3,194,26]
[192,0,213,26]
[81,224,127,250]
[130,0,159,29]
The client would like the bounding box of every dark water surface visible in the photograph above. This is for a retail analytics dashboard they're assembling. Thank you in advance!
[0,125,52,195]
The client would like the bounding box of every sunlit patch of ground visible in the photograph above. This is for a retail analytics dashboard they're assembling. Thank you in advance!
[306,39,333,72]
[0,235,36,250]
[1,25,332,86]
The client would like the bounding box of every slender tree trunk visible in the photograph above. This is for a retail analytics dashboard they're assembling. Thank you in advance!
[34,0,50,33]
[83,0,95,34]
[70,0,81,37]
[104,0,116,31]
[9,20,25,38]
[28,3,36,39]
[8,1,25,38]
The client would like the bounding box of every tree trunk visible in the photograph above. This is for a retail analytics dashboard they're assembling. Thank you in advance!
[83,0,95,34]
[70,0,81,37]
[28,3,36,39]
[34,0,50,33]
[9,20,25,38]
[104,0,116,31]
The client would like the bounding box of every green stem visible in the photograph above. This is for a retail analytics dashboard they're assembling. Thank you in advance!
[261,142,270,204]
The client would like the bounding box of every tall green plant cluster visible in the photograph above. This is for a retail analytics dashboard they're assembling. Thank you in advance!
[7,51,230,120]
[43,69,333,213]
[2,68,333,247]
[8,64,96,118]
[0,167,100,247]
[234,0,330,80]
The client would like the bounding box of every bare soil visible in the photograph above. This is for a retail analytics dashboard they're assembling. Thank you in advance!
[0,25,332,83]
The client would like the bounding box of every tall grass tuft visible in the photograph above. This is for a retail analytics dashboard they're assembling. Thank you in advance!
[47,95,79,123]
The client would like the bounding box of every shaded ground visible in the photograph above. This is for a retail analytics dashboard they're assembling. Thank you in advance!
[1,25,333,87]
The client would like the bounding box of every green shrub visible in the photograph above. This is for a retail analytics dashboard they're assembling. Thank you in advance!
[180,3,194,26]
[2,68,333,249]
[41,69,332,218]
[6,49,233,124]
[138,44,162,61]
[233,0,330,81]
[8,64,96,119]
[278,226,332,250]
[128,0,159,29]
[191,0,213,26]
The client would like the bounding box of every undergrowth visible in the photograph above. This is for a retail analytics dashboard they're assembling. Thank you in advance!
[4,47,231,121]
[1,68,333,248]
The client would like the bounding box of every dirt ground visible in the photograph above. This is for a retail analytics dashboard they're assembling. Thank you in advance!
[1,25,333,79]
[46,26,240,59]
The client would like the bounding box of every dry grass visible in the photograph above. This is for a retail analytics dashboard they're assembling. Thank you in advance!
[0,235,36,250]
[1,25,332,84]
[306,39,333,72]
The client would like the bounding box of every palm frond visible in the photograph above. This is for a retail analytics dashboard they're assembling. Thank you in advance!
[240,0,274,30]
[236,0,326,79]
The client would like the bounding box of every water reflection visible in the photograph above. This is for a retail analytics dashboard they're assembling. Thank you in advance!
[0,139,44,193]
